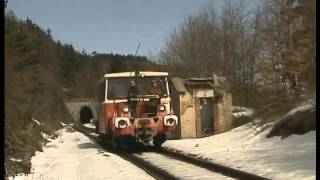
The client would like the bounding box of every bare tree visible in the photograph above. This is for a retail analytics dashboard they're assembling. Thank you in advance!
[257,0,315,103]
[159,0,263,106]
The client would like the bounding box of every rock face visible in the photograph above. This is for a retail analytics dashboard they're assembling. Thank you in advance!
[266,104,315,139]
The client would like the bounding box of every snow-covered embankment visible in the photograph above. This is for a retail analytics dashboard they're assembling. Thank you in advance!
[10,125,154,180]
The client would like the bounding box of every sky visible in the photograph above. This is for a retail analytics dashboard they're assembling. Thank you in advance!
[6,0,258,57]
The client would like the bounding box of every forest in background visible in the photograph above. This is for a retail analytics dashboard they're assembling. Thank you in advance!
[4,10,162,175]
[158,0,316,107]
[4,0,316,176]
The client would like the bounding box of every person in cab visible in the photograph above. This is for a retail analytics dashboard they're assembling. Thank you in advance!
[127,80,139,117]
[148,79,162,115]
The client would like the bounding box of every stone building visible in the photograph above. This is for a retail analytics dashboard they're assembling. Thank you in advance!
[169,75,233,139]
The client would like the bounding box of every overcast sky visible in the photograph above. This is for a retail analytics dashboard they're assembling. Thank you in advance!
[6,0,257,57]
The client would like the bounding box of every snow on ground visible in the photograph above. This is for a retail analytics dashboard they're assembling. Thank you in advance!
[32,117,40,125]
[233,110,253,118]
[232,106,254,118]
[83,122,96,129]
[40,132,57,141]
[60,122,66,126]
[9,158,23,163]
[10,127,154,180]
[286,99,315,116]
[164,124,316,180]
[89,132,99,137]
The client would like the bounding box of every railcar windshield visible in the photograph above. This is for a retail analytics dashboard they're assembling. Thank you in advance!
[107,77,169,99]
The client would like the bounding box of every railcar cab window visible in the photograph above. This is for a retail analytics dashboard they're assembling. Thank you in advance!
[107,77,168,99]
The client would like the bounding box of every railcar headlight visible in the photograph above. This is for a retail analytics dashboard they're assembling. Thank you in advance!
[123,107,129,113]
[159,105,166,112]
[118,120,128,127]
[163,115,178,126]
[115,117,130,128]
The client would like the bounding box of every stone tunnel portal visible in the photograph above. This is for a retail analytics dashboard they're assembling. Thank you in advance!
[79,106,93,124]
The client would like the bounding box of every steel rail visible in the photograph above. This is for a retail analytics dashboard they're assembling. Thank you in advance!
[78,124,271,180]
[157,147,271,180]
[74,124,179,180]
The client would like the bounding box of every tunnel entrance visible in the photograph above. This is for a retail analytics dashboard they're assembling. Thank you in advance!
[79,106,93,124]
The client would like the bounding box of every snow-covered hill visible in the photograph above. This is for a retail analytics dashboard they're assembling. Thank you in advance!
[164,102,316,180]
[9,102,316,180]
[9,127,154,180]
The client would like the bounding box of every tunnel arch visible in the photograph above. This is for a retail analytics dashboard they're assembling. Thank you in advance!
[79,106,93,124]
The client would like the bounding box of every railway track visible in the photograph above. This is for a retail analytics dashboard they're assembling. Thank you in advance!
[156,148,270,180]
[75,124,271,180]
[75,124,178,179]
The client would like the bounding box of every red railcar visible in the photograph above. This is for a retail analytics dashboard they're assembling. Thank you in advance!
[96,71,178,147]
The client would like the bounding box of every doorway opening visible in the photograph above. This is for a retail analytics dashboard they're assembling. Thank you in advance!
[200,98,213,135]
[79,106,93,124]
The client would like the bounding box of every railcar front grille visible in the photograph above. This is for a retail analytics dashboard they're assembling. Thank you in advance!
[138,119,151,126]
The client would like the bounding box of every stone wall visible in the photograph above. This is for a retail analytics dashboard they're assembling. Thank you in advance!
[180,92,197,138]
[215,92,233,133]
[65,101,98,123]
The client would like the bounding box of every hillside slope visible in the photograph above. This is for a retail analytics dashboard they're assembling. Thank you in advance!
[5,13,74,176]
[164,101,316,180]
[4,12,162,176]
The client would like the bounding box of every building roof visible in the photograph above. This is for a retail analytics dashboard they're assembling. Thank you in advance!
[184,81,214,89]
[171,77,187,94]
[189,77,213,82]
[171,76,227,95]
[104,71,169,78]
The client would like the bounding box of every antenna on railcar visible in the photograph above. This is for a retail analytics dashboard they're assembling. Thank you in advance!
[134,41,141,84]
[135,41,141,56]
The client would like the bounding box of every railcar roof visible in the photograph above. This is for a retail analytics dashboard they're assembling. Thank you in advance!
[104,71,169,78]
